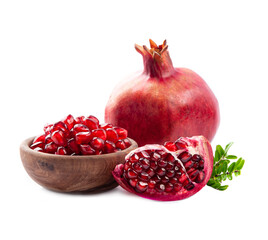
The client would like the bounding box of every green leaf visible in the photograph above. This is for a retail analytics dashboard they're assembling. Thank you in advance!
[228,162,236,173]
[222,173,227,181]
[236,159,245,170]
[227,173,233,180]
[234,171,240,177]
[225,142,234,153]
[214,150,220,163]
[226,155,237,159]
[216,145,225,158]
[218,185,228,191]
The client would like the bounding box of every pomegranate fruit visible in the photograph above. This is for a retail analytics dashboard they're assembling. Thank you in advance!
[30,114,131,155]
[105,39,220,146]
[112,136,213,201]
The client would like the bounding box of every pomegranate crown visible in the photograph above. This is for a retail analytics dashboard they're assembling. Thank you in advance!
[135,39,174,78]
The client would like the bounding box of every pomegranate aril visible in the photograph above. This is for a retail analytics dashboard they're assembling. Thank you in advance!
[192,154,201,161]
[30,141,44,149]
[44,124,53,134]
[184,160,194,170]
[100,123,113,129]
[164,141,177,151]
[156,167,166,177]
[166,170,175,178]
[87,115,99,125]
[165,183,173,192]
[84,118,99,130]
[75,131,91,144]
[62,114,75,130]
[133,163,143,173]
[165,153,175,163]
[195,171,205,183]
[156,183,165,192]
[68,138,80,154]
[44,142,58,153]
[80,144,95,155]
[178,173,187,184]
[56,146,67,155]
[90,137,104,150]
[114,127,128,140]
[127,169,138,179]
[158,159,167,167]
[150,161,158,170]
[129,154,139,163]
[138,151,150,159]
[150,152,161,161]
[45,134,53,144]
[129,179,138,187]
[91,129,107,140]
[173,183,182,191]
[106,128,119,142]
[161,176,169,183]
[148,180,156,188]
[104,140,116,153]
[189,170,199,181]
[146,168,155,177]
[33,147,44,152]
[124,161,132,171]
[73,124,90,133]
[51,130,67,146]
[179,151,192,163]
[139,172,150,181]
[184,182,195,190]
[75,116,86,124]
[33,134,45,144]
[139,158,150,169]
[170,177,178,184]
[136,181,148,192]
[199,159,205,169]
[166,162,174,170]
[52,121,68,133]
[175,139,188,150]
[115,140,126,150]
[151,175,161,183]
[123,138,131,148]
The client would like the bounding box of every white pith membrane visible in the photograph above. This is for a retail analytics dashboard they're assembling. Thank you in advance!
[115,136,212,200]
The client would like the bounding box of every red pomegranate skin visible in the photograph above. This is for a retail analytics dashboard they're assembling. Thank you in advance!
[105,40,220,146]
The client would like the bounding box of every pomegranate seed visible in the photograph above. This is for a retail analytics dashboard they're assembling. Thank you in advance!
[30,141,44,149]
[90,137,104,150]
[44,142,58,153]
[139,172,150,181]
[84,118,99,130]
[52,121,68,133]
[33,147,44,152]
[106,128,119,142]
[165,153,175,163]
[158,159,167,167]
[184,160,194,170]
[100,123,113,129]
[170,177,178,184]
[195,171,205,183]
[139,158,150,169]
[91,129,107,140]
[87,115,99,125]
[104,140,116,153]
[133,163,143,173]
[173,183,182,191]
[178,173,187,184]
[75,116,86,124]
[75,131,91,144]
[114,127,128,139]
[178,152,192,163]
[165,183,173,192]
[150,152,161,161]
[33,134,45,144]
[164,141,177,151]
[62,114,75,130]
[175,139,188,149]
[56,146,67,155]
[198,159,205,169]
[184,182,195,190]
[127,169,138,179]
[146,168,155,177]
[73,124,90,133]
[166,170,175,178]
[192,154,201,161]
[138,151,150,159]
[151,175,161,183]
[161,176,169,183]
[156,167,166,177]
[136,181,148,192]
[80,144,95,155]
[67,138,80,154]
[51,130,67,146]
[45,134,53,144]
[129,154,139,163]
[44,124,53,134]
[156,183,165,192]
[129,179,138,187]
[166,162,174,170]
[148,180,156,188]
[124,161,132,171]
[150,161,158,170]
[115,140,126,150]
[189,170,199,181]
[123,138,131,148]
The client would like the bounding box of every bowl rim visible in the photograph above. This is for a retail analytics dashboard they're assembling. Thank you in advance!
[20,136,138,159]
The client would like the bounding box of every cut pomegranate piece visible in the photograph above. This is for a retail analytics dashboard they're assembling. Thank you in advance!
[113,136,213,201]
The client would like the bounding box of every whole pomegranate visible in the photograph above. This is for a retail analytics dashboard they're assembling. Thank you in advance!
[113,136,213,201]
[105,39,220,146]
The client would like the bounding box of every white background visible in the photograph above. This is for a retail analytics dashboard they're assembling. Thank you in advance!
[1,0,267,239]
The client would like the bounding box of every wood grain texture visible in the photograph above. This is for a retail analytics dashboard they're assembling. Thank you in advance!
[20,137,138,192]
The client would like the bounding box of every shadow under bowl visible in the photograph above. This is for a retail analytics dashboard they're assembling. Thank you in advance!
[20,137,138,193]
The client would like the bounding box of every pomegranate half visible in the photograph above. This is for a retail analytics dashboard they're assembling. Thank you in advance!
[105,39,220,146]
[112,136,213,201]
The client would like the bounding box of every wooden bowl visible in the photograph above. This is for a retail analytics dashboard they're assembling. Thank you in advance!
[20,137,137,193]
